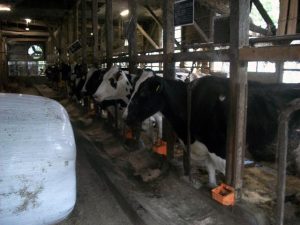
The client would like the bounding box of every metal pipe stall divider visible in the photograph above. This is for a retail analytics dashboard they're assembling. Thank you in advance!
[276,98,300,225]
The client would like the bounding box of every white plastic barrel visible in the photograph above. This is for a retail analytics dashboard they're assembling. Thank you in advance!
[0,93,76,225]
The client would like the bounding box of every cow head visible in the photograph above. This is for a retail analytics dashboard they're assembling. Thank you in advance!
[93,66,132,103]
[124,76,164,126]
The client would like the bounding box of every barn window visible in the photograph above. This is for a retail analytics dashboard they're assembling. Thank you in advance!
[283,61,300,83]
[175,26,182,47]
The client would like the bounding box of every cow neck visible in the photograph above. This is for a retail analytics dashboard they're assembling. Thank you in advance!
[160,79,188,142]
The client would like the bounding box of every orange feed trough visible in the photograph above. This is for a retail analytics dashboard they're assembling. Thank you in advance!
[211,183,235,206]
[152,140,167,155]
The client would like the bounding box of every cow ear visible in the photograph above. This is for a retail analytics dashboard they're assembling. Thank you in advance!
[155,84,161,93]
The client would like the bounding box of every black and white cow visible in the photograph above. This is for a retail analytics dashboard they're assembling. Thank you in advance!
[93,68,163,141]
[68,63,86,100]
[124,75,300,186]
[93,68,201,141]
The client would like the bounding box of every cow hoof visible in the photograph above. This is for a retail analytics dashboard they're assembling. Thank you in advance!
[208,182,218,189]
[191,178,202,189]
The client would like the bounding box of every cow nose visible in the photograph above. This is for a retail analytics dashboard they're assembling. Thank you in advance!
[93,94,101,102]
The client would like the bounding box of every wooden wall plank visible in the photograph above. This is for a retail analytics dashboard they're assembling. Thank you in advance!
[277,0,289,35]
[239,45,300,61]
[287,0,298,34]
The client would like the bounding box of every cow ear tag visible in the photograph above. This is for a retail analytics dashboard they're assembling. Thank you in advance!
[156,85,160,92]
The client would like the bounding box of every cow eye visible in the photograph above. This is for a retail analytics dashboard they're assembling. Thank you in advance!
[109,78,117,88]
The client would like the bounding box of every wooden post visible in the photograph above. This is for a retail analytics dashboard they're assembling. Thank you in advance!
[81,0,87,73]
[58,26,62,62]
[105,0,113,68]
[73,2,79,60]
[225,0,250,200]
[128,0,137,74]
[92,0,99,66]
[74,3,79,42]
[276,62,284,83]
[163,0,176,161]
[0,34,8,90]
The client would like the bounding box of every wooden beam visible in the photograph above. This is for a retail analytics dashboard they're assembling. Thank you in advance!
[111,48,230,63]
[249,22,270,35]
[163,0,176,162]
[239,45,300,61]
[92,0,99,64]
[74,4,79,41]
[193,22,210,43]
[143,5,162,27]
[128,0,137,74]
[0,34,8,90]
[226,0,250,200]
[249,34,300,45]
[81,0,88,66]
[143,4,181,47]
[251,0,276,35]
[287,0,298,34]
[105,0,113,68]
[7,38,47,42]
[1,30,49,37]
[137,24,159,49]
[173,49,230,61]
[277,0,289,35]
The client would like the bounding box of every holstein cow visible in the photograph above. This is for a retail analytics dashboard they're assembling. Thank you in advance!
[124,75,300,186]
[93,68,201,140]
[68,63,86,100]
[93,68,163,142]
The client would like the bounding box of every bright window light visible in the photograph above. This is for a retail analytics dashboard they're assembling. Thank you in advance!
[120,9,129,17]
[25,18,32,24]
[0,4,11,11]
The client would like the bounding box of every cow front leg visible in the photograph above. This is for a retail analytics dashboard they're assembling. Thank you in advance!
[206,158,217,188]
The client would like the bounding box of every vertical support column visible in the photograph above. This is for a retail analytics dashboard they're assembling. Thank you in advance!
[74,3,79,42]
[61,21,67,61]
[226,0,250,200]
[68,13,73,63]
[81,0,87,73]
[276,62,284,83]
[58,26,62,62]
[163,0,176,161]
[105,0,113,68]
[92,0,99,66]
[128,0,137,74]
[0,34,8,90]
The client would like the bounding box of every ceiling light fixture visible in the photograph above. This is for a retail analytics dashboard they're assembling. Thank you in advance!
[25,18,32,24]
[120,9,129,17]
[0,4,11,11]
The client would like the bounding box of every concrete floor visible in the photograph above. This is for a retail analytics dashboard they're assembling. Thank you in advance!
[56,132,133,225]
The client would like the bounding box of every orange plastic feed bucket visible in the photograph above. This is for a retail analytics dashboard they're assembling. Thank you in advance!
[211,183,235,206]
